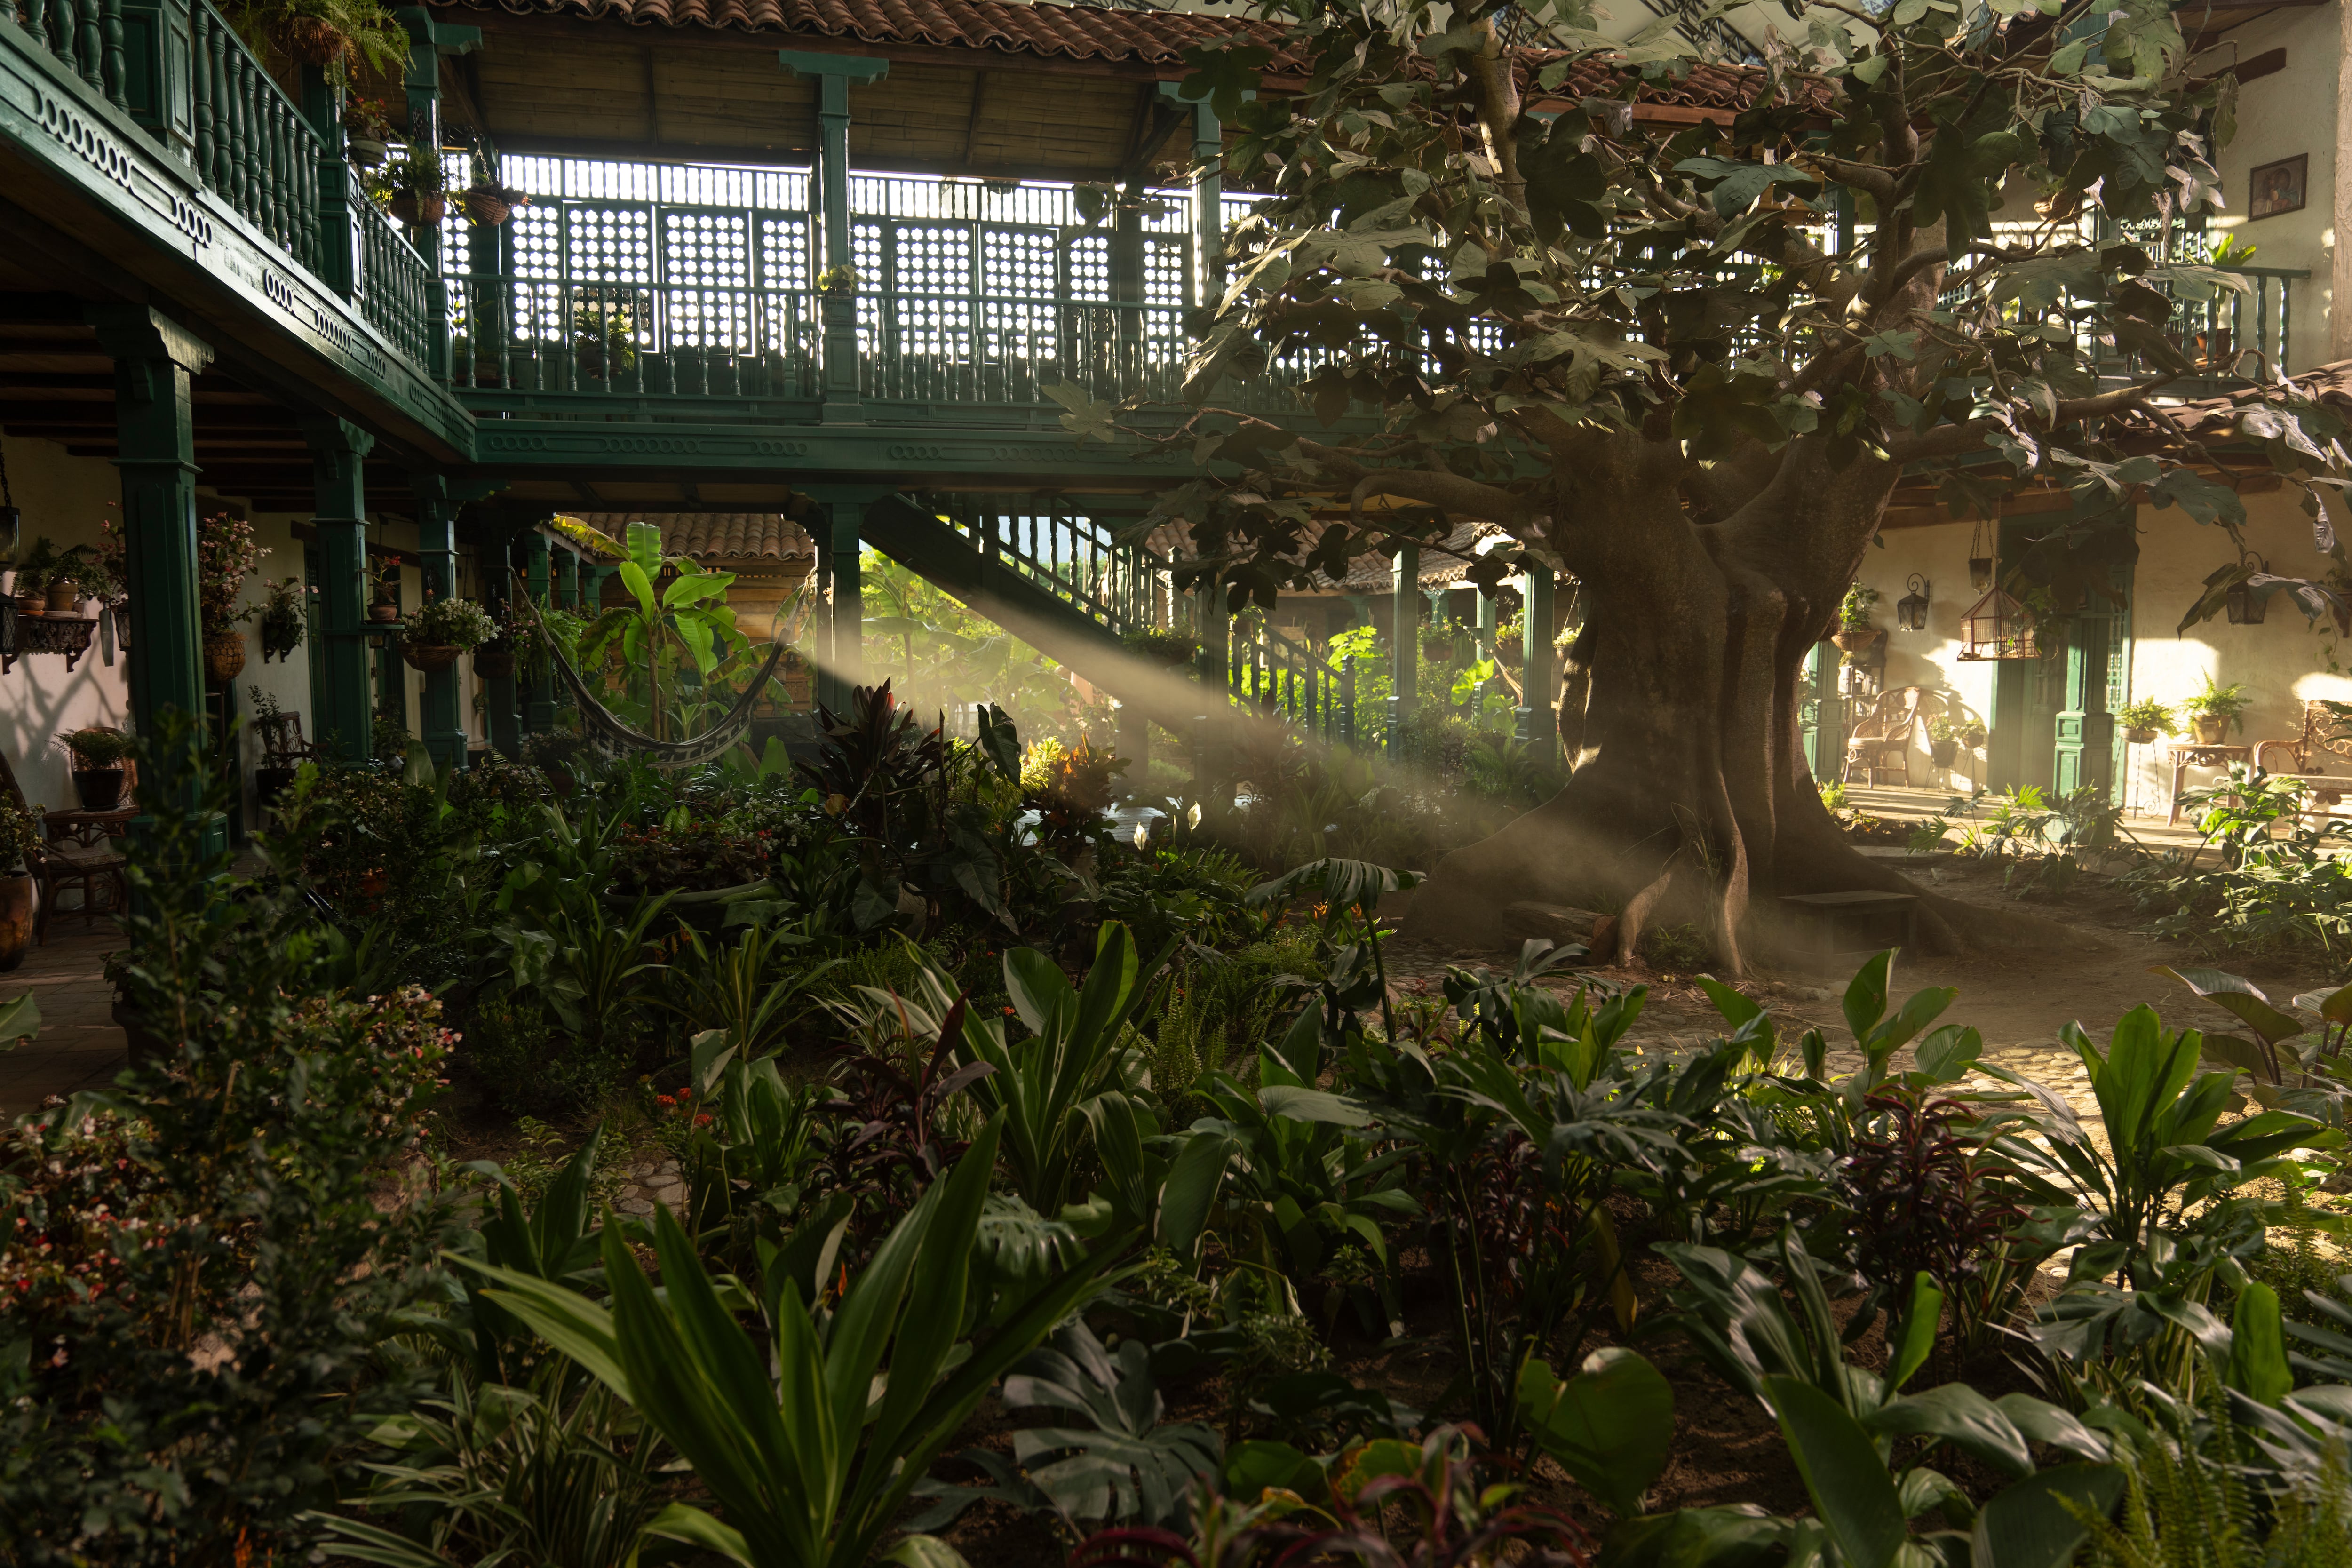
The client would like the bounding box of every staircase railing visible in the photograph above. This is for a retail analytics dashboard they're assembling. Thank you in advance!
[1227,622,1354,751]
[930,493,1170,637]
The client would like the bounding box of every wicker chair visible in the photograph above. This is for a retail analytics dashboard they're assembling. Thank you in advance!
[0,748,133,942]
[2254,700,2352,823]
[1842,687,1940,788]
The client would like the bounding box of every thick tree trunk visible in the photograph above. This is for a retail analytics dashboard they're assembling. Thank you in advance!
[1397,436,2067,972]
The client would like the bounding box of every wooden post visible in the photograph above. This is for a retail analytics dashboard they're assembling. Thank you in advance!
[782,52,889,423]
[1388,542,1418,751]
[518,527,553,737]
[1515,564,1556,763]
[481,522,520,758]
[296,414,376,764]
[2054,610,2115,799]
[90,306,212,823]
[413,471,465,772]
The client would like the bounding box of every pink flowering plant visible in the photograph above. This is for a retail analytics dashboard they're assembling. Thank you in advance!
[195,511,267,634]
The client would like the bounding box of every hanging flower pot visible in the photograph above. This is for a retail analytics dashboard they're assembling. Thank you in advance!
[402,642,460,674]
[388,191,448,228]
[277,16,349,66]
[1422,632,1454,662]
[203,627,246,684]
[1830,624,1882,654]
[474,640,517,679]
[463,184,529,226]
[347,136,388,169]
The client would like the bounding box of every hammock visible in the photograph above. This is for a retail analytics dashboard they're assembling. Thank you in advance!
[507,584,795,771]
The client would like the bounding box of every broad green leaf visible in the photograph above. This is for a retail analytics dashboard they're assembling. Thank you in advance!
[1865,1383,2031,1479]
[625,519,664,576]
[1257,1085,1372,1127]
[2226,1281,2292,1406]
[2152,966,2304,1046]
[1913,1025,1982,1084]
[1695,973,1764,1029]
[1518,1348,1675,1516]
[1884,1273,1943,1392]
[1842,951,1895,1043]
[881,1535,976,1568]
[618,559,658,618]
[644,1503,754,1566]
[1767,1376,1908,1568]
[1158,1133,1236,1257]
[1969,1465,2124,1568]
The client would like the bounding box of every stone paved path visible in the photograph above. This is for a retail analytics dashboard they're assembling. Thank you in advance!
[0,926,125,1116]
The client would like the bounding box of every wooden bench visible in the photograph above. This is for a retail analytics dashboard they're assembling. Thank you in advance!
[1780,891,1917,971]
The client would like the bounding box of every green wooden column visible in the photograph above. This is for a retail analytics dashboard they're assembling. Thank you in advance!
[299,416,376,763]
[2053,611,2115,798]
[481,525,520,758]
[1515,563,1557,762]
[551,545,578,614]
[90,305,211,776]
[782,52,888,423]
[412,471,465,772]
[518,527,554,736]
[1388,543,1419,751]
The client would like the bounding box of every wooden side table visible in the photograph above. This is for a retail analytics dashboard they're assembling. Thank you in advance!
[2168,744,2252,824]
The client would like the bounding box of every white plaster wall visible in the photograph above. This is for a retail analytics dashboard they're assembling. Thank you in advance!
[0,433,133,814]
[2206,7,2338,371]
[0,433,331,826]
[1849,526,2001,795]
[2122,487,2352,817]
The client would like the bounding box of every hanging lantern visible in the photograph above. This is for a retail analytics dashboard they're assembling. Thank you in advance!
[2225,552,2270,625]
[1958,586,2039,660]
[1968,521,1994,591]
[1896,573,1930,632]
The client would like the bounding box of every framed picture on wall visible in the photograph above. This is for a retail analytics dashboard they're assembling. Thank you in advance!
[2249,154,2308,220]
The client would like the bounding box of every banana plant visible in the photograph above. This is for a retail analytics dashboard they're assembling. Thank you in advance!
[472,1115,1131,1568]
[576,519,749,740]
[2155,963,2352,1123]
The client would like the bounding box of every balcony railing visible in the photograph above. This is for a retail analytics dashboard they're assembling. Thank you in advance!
[6,0,443,380]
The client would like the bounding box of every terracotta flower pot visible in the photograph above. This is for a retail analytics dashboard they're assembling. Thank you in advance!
[45,580,79,613]
[403,642,460,674]
[368,599,402,624]
[0,874,32,973]
[203,628,246,683]
[2124,726,2159,744]
[2192,715,2231,745]
[14,594,42,619]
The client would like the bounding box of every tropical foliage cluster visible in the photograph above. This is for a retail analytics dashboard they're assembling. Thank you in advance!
[3,711,2348,1568]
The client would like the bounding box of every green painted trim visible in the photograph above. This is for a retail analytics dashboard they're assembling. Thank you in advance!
[0,28,474,455]
[469,418,1202,483]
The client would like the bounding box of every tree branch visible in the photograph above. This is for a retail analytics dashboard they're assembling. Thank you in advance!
[1886,376,2179,462]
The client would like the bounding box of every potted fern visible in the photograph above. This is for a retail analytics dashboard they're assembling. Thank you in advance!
[2181,677,2250,745]
[57,726,136,812]
[386,149,447,228]
[1831,583,1882,653]
[2117,697,2175,745]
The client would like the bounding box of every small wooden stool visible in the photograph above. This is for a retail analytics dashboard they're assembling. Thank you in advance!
[1780,891,1917,971]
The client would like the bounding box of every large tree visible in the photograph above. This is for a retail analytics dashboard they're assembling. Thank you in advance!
[1063,0,2351,969]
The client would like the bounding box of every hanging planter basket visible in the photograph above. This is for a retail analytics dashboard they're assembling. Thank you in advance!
[402,642,461,674]
[388,191,448,228]
[276,16,349,65]
[346,136,388,169]
[1830,625,1882,654]
[203,628,246,684]
[474,641,517,680]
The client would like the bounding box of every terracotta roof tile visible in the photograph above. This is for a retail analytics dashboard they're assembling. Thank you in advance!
[437,0,1801,111]
[441,0,1267,66]
[573,512,815,560]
